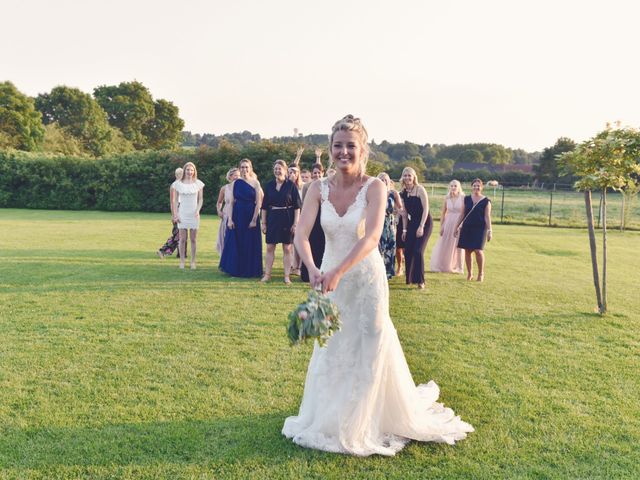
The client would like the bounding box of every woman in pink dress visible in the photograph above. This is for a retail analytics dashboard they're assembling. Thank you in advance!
[429,180,464,273]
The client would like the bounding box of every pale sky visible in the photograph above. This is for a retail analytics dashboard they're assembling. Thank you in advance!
[3,0,639,151]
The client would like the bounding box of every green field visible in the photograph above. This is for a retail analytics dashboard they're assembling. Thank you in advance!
[1,209,639,479]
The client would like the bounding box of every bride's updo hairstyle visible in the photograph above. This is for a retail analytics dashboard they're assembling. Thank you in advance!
[330,114,370,176]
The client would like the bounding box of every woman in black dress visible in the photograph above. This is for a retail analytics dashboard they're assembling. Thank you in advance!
[300,161,326,283]
[260,159,302,284]
[399,167,432,289]
[455,178,493,281]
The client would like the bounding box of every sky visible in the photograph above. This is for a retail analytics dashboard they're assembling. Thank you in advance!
[2,0,639,151]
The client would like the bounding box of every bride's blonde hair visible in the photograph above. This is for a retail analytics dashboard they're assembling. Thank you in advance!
[329,115,370,176]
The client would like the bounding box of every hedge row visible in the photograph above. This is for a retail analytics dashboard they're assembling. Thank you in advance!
[0,146,539,213]
[0,143,320,213]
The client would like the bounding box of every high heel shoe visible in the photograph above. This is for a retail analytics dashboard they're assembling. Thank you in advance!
[260,274,271,282]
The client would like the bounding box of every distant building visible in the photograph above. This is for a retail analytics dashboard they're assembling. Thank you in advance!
[453,162,533,173]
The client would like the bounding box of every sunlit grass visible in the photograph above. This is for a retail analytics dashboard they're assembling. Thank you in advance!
[0,208,638,479]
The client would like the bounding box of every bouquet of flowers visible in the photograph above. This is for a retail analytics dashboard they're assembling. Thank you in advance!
[287,289,341,347]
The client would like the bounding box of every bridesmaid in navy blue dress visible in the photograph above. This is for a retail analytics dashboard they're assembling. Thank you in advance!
[219,159,264,278]
[455,178,493,281]
[399,167,432,289]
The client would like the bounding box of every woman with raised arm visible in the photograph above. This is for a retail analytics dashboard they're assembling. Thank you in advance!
[399,167,432,289]
[219,159,263,278]
[283,114,473,456]
[300,157,326,283]
[288,149,305,276]
[430,180,464,273]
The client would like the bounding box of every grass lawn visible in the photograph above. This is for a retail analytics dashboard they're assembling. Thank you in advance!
[423,183,640,230]
[0,208,638,479]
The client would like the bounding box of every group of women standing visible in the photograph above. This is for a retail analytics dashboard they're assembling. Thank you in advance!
[158,160,493,284]
[375,172,493,286]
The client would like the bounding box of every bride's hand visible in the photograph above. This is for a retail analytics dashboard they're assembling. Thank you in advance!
[319,268,341,294]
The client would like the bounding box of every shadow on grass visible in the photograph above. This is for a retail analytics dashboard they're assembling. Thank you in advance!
[0,413,429,469]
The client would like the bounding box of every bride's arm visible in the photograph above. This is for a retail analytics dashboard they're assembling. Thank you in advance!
[294,181,322,287]
[320,179,386,294]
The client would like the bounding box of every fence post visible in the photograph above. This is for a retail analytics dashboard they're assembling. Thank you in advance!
[548,190,553,226]
[500,186,505,223]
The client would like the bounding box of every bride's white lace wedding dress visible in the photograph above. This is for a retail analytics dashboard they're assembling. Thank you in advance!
[282,178,473,456]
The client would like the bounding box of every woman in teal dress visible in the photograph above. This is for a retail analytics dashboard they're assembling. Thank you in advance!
[377,173,403,279]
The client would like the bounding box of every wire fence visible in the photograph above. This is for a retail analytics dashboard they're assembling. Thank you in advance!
[423,183,640,231]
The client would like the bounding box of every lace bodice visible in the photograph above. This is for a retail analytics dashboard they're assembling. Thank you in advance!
[319,177,375,271]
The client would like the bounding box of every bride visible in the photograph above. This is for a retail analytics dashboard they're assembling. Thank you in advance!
[282,115,473,456]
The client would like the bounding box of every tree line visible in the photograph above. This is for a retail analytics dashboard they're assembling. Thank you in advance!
[0,80,184,158]
[182,130,550,183]
[2,77,581,185]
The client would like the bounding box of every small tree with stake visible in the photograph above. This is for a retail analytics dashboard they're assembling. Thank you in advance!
[561,123,640,314]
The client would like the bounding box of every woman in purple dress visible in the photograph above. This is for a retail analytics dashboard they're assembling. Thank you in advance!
[399,167,432,289]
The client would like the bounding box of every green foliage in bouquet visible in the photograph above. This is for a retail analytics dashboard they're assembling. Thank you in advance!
[287,289,341,347]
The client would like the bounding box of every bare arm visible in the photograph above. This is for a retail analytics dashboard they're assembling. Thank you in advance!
[454,200,466,237]
[416,186,429,238]
[392,190,404,214]
[485,201,493,242]
[260,185,268,234]
[294,181,323,287]
[196,187,204,218]
[439,198,448,236]
[320,179,386,294]
[216,186,226,217]
[227,181,235,228]
[400,191,408,242]
[170,187,178,222]
[250,181,262,228]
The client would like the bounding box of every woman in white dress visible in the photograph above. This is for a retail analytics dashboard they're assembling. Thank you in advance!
[172,161,204,270]
[429,180,465,273]
[283,115,473,456]
[216,167,239,256]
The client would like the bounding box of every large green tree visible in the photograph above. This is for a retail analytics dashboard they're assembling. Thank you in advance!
[94,81,155,149]
[143,99,185,150]
[561,124,640,314]
[535,137,576,183]
[0,81,44,151]
[35,86,119,157]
